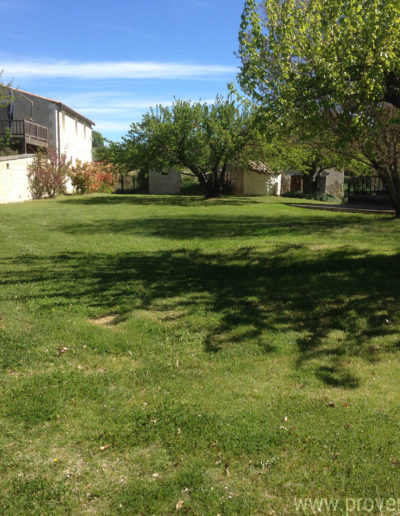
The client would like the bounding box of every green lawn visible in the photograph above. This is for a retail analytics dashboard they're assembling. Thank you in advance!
[0,194,399,515]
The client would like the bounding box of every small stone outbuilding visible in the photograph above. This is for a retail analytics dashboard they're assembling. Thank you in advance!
[148,168,181,195]
[281,169,344,197]
[229,161,281,196]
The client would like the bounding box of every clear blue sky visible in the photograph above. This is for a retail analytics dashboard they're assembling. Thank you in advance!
[1,0,245,141]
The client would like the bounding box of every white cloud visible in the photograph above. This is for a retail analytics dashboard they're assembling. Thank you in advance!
[83,96,218,137]
[70,100,174,113]
[94,120,132,132]
[68,98,217,115]
[2,60,237,80]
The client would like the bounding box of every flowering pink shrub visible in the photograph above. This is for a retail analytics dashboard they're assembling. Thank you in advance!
[28,149,70,199]
[69,160,119,194]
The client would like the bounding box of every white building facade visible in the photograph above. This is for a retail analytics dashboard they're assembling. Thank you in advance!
[0,88,94,164]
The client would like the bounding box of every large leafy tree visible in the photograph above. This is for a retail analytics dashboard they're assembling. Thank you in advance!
[121,97,256,198]
[91,130,108,161]
[238,0,400,214]
[0,73,12,102]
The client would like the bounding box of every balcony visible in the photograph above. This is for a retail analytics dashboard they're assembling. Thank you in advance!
[0,119,48,151]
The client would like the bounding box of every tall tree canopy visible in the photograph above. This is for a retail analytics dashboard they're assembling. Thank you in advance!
[121,97,257,198]
[91,130,108,161]
[238,0,400,214]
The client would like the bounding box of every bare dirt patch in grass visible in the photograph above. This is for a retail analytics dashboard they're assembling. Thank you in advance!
[88,314,121,327]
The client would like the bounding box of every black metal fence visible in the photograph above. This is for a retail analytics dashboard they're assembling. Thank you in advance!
[347,176,390,203]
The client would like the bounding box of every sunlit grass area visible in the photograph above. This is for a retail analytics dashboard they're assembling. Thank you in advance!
[0,194,399,514]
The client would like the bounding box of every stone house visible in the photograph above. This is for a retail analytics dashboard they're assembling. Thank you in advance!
[0,88,94,164]
[0,88,95,203]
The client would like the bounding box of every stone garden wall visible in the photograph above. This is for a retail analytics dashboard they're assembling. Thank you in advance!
[0,154,34,204]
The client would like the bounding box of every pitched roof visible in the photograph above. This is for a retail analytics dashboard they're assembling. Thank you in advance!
[248,160,277,174]
[10,88,95,127]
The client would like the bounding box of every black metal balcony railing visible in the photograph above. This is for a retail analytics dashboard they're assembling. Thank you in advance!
[0,119,48,146]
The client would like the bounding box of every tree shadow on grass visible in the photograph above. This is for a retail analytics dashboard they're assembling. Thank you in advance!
[56,212,388,240]
[59,194,263,208]
[1,245,399,388]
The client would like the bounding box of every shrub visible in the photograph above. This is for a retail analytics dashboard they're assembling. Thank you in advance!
[69,161,119,194]
[28,150,70,199]
[282,191,340,202]
[0,128,18,156]
[67,160,91,194]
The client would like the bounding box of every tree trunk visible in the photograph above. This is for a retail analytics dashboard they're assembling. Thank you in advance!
[376,165,400,217]
[202,166,225,198]
[203,181,222,198]
[311,169,324,193]
[191,165,225,199]
[304,159,322,193]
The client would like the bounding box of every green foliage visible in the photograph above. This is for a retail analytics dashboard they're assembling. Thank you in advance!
[238,0,400,214]
[0,73,13,105]
[238,0,400,124]
[28,149,70,199]
[120,97,258,198]
[0,127,18,156]
[68,160,119,194]
[92,130,108,161]
[0,76,17,156]
[0,195,400,513]
[180,172,203,195]
[94,137,132,175]
[282,191,340,202]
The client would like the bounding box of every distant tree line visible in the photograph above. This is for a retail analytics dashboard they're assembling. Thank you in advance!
[94,0,400,211]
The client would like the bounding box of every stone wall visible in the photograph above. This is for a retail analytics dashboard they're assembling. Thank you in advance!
[282,169,344,196]
[320,168,344,197]
[281,173,292,195]
[229,164,244,195]
[0,155,34,204]
[149,168,181,195]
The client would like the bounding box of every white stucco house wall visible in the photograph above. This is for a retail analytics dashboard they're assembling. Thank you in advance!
[0,88,95,202]
[230,161,282,196]
[243,169,281,196]
[0,88,94,164]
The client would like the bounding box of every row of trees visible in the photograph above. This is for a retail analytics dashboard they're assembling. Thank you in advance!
[94,98,256,198]
[97,99,357,199]
[4,1,400,212]
[237,0,400,215]
[95,0,400,215]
